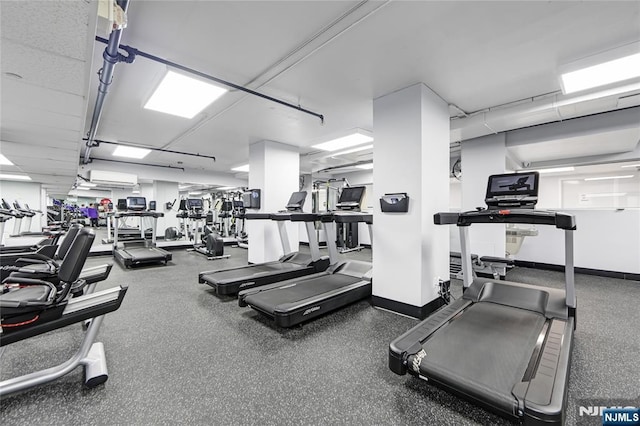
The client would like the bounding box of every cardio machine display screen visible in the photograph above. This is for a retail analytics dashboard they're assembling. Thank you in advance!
[187,198,203,209]
[338,186,366,204]
[286,191,307,209]
[485,172,539,198]
[126,197,147,211]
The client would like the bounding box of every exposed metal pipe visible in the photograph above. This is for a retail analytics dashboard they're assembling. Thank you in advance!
[89,157,185,171]
[94,36,325,124]
[83,0,132,164]
[83,138,216,162]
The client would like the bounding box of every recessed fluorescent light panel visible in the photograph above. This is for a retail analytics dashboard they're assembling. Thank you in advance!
[231,164,249,173]
[356,163,374,170]
[583,193,626,198]
[113,145,152,159]
[144,70,228,119]
[76,187,90,191]
[312,130,373,152]
[217,186,236,191]
[334,144,374,156]
[79,182,97,187]
[620,164,640,168]
[0,153,14,165]
[534,167,575,174]
[0,174,31,181]
[584,175,634,181]
[560,42,640,94]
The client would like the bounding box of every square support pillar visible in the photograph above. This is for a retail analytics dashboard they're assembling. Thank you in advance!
[153,181,179,238]
[372,83,450,318]
[247,140,300,264]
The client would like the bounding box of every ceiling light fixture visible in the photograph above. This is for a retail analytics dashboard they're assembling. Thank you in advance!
[231,164,249,173]
[76,187,90,191]
[0,174,31,181]
[356,163,374,170]
[559,41,640,94]
[333,144,374,156]
[113,145,152,159]
[217,186,236,191]
[144,70,228,119]
[79,182,97,188]
[583,192,627,198]
[312,129,373,152]
[0,153,14,165]
[533,166,575,174]
[620,164,640,168]
[188,192,202,196]
[584,175,634,181]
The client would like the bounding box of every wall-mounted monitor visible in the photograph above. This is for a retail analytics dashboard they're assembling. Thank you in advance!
[149,201,157,211]
[242,189,261,209]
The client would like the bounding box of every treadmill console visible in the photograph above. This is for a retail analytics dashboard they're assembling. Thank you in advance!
[336,186,366,211]
[485,172,539,209]
[187,198,203,212]
[285,191,307,211]
[126,197,147,211]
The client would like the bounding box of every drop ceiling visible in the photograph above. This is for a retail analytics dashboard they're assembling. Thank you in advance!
[1,1,640,192]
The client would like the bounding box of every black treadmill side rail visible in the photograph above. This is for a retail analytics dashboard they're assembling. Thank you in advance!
[435,210,576,230]
[272,280,372,328]
[244,213,272,220]
[388,298,472,375]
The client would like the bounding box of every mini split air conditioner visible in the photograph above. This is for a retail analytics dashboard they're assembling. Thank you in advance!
[89,170,138,186]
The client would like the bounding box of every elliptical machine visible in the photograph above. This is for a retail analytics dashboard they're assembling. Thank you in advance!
[186,198,229,260]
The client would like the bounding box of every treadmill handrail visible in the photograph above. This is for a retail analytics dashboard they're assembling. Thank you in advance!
[435,209,576,309]
[435,209,575,230]
[114,211,165,218]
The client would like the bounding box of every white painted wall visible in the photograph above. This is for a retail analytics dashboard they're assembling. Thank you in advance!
[460,133,506,258]
[0,180,43,235]
[516,209,640,274]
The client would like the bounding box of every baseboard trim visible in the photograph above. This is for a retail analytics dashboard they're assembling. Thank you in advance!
[514,260,640,281]
[299,242,371,248]
[371,295,445,320]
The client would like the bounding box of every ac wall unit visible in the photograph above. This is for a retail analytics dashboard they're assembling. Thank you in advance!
[89,170,138,186]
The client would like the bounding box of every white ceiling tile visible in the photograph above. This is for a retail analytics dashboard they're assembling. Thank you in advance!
[0,79,85,116]
[1,40,87,96]
[0,0,93,61]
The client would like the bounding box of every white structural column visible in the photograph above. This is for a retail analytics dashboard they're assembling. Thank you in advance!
[372,83,450,318]
[460,133,506,257]
[153,180,179,237]
[247,140,300,264]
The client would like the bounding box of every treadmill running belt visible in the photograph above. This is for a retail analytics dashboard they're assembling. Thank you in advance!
[244,274,360,311]
[420,302,546,415]
[202,262,304,283]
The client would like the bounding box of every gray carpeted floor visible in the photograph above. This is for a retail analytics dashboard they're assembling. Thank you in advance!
[1,241,639,425]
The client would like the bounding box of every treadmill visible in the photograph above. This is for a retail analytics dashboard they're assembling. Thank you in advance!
[113,197,172,268]
[198,191,330,295]
[389,172,577,425]
[238,186,373,327]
